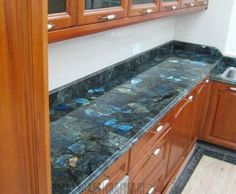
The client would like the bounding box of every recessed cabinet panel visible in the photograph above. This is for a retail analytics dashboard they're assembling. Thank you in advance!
[48,0,76,31]
[129,0,159,16]
[78,0,128,25]
[160,0,180,11]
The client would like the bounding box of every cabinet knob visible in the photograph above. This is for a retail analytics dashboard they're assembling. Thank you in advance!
[156,125,163,133]
[172,6,177,10]
[142,9,153,14]
[185,3,194,7]
[165,5,177,10]
[98,14,116,21]
[204,1,208,5]
[154,148,160,156]
[98,178,110,190]
[48,23,55,30]
[205,79,210,83]
[147,186,155,194]
[188,95,193,101]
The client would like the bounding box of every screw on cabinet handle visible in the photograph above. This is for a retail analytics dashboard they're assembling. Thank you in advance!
[142,9,153,14]
[48,23,55,30]
[229,87,236,92]
[147,186,155,194]
[98,14,116,21]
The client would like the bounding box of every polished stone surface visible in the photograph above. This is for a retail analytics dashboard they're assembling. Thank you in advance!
[49,41,223,194]
[169,141,236,194]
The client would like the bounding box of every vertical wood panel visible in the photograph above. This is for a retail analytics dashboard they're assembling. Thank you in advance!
[0,0,51,194]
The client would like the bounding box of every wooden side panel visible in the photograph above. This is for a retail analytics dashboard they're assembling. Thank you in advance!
[0,0,51,194]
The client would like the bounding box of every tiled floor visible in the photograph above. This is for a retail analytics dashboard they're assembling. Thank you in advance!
[169,141,236,194]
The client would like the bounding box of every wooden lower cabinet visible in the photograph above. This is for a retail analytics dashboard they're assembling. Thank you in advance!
[83,152,129,194]
[202,82,236,150]
[130,129,172,194]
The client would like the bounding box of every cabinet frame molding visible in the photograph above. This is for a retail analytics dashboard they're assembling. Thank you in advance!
[160,0,181,12]
[48,0,77,30]
[77,0,129,25]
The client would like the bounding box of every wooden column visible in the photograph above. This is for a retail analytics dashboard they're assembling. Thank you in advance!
[0,0,51,194]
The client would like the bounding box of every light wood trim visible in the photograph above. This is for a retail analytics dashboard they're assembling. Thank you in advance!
[128,0,160,17]
[48,0,77,30]
[49,5,207,42]
[1,0,51,194]
[77,0,128,25]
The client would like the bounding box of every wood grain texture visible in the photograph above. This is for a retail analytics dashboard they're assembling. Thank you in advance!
[0,0,51,194]
[203,82,236,150]
[182,156,236,194]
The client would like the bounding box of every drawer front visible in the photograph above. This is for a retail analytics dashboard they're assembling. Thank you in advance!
[130,129,171,193]
[83,152,129,194]
[129,112,172,171]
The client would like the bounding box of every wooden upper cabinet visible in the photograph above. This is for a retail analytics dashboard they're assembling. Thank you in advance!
[160,0,180,11]
[77,0,128,25]
[128,0,160,17]
[197,0,208,6]
[181,0,196,8]
[203,82,236,150]
[48,0,76,31]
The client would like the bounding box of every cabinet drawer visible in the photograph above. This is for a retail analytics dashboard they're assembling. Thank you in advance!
[130,129,171,193]
[83,152,129,194]
[129,112,172,171]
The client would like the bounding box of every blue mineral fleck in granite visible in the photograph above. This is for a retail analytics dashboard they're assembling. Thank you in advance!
[49,41,226,194]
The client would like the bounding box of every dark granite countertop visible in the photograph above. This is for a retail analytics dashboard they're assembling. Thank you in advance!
[49,41,223,194]
[210,57,236,85]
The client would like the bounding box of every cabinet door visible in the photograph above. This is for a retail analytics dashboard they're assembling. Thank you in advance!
[181,0,196,8]
[203,82,236,150]
[196,0,208,6]
[78,0,128,25]
[48,0,76,31]
[166,93,195,180]
[128,0,160,17]
[160,0,180,11]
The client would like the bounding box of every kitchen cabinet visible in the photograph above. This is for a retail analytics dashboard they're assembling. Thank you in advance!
[160,0,180,11]
[130,128,171,194]
[77,0,128,25]
[203,82,236,150]
[197,0,208,6]
[166,91,196,181]
[128,0,160,17]
[82,152,129,194]
[48,0,76,30]
[181,0,196,8]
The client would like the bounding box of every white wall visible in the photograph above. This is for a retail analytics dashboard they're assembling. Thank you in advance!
[49,18,176,91]
[174,0,234,53]
[225,0,236,57]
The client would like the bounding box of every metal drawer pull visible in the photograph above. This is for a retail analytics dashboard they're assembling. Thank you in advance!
[156,125,163,133]
[172,6,177,10]
[175,95,193,118]
[147,186,155,194]
[165,5,177,10]
[47,23,55,30]
[142,9,153,14]
[154,148,160,156]
[188,95,193,101]
[98,179,110,190]
[98,14,116,21]
[204,1,208,5]
[205,79,210,83]
[230,87,236,92]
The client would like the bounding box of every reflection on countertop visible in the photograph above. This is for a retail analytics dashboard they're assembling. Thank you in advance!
[49,41,224,194]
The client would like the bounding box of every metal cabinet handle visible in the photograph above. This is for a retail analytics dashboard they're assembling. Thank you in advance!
[175,95,193,118]
[48,23,55,30]
[185,3,194,7]
[197,85,205,95]
[154,148,160,156]
[205,79,210,83]
[156,125,163,133]
[229,87,236,92]
[98,14,116,21]
[165,5,177,10]
[142,9,153,14]
[199,1,208,5]
[98,178,110,190]
[147,186,155,194]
